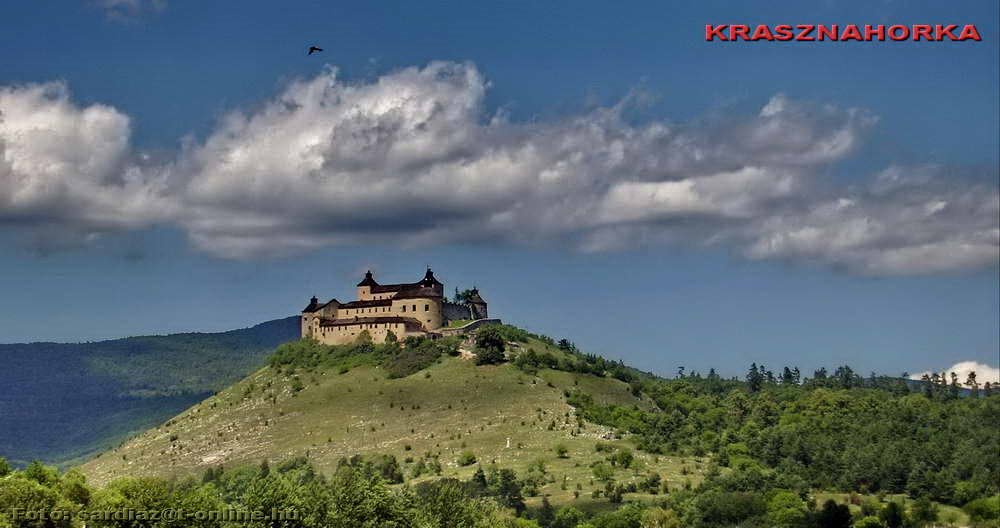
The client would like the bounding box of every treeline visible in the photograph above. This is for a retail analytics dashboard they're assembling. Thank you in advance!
[0,456,524,528]
[2,455,998,528]
[560,362,999,507]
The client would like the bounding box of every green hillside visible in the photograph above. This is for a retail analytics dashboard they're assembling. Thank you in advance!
[81,330,707,511]
[6,324,998,526]
[0,317,300,466]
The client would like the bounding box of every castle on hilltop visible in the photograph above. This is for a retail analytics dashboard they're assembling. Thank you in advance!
[301,268,494,344]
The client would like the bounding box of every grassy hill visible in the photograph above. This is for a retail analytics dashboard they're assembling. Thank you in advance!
[80,332,708,510]
[11,324,996,526]
[0,317,300,466]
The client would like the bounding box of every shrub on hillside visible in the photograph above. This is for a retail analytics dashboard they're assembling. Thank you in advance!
[337,454,404,484]
[474,326,506,365]
[268,338,394,372]
[383,336,460,378]
[964,495,1000,526]
[457,451,477,466]
[475,326,505,352]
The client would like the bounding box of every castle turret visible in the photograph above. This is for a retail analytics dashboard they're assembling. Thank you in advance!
[357,270,378,300]
[466,288,488,319]
[419,267,444,296]
[303,296,320,312]
[301,296,321,338]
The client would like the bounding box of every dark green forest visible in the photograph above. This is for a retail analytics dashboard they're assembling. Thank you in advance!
[0,317,299,465]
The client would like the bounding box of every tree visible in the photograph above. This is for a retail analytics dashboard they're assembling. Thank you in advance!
[910,496,938,527]
[746,363,764,393]
[0,477,72,528]
[489,468,525,514]
[879,501,905,528]
[965,371,979,397]
[475,326,506,365]
[58,469,91,507]
[475,346,505,365]
[536,496,555,527]
[639,507,681,528]
[854,516,884,528]
[471,467,488,494]
[963,496,1000,525]
[815,499,851,528]
[552,506,586,528]
[921,373,935,398]
[766,490,808,528]
[592,462,615,482]
[453,288,476,303]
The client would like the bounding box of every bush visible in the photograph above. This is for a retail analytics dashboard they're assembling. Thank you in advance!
[592,462,614,482]
[457,451,477,466]
[474,326,506,365]
[854,516,885,528]
[639,472,662,494]
[384,337,444,378]
[337,454,405,484]
[964,495,1000,525]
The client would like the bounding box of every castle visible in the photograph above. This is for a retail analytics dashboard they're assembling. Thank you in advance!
[301,268,491,344]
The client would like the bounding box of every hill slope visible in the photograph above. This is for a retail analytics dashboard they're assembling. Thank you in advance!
[0,317,300,465]
[80,334,707,507]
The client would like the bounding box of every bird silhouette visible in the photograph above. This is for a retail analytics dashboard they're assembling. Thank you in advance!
[308,46,323,55]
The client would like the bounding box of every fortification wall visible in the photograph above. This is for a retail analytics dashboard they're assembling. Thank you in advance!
[442,301,473,322]
[439,318,503,337]
[314,321,415,345]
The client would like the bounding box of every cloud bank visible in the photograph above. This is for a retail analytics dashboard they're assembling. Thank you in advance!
[0,82,174,248]
[1,62,997,273]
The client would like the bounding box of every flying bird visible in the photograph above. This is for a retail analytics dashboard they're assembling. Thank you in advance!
[308,46,323,55]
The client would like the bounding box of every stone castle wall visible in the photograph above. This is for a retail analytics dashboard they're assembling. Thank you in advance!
[442,301,473,322]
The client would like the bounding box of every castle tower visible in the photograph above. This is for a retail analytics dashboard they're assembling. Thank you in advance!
[466,288,488,320]
[357,270,378,300]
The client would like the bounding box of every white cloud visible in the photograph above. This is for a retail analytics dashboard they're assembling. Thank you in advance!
[0,62,997,274]
[910,361,1000,385]
[746,165,1000,275]
[0,82,174,247]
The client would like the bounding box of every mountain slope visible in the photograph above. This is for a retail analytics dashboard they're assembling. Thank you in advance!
[80,334,707,506]
[0,317,300,465]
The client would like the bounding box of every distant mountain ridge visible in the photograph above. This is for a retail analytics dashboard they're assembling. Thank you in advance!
[0,317,300,466]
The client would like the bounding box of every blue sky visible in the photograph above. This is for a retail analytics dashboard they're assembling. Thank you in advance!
[0,0,997,380]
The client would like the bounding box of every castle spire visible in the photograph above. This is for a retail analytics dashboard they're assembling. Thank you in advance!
[356,269,378,287]
[422,267,442,287]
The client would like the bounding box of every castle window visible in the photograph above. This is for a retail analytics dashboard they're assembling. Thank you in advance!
[424,304,429,311]
[412,305,416,311]
[401,305,406,312]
